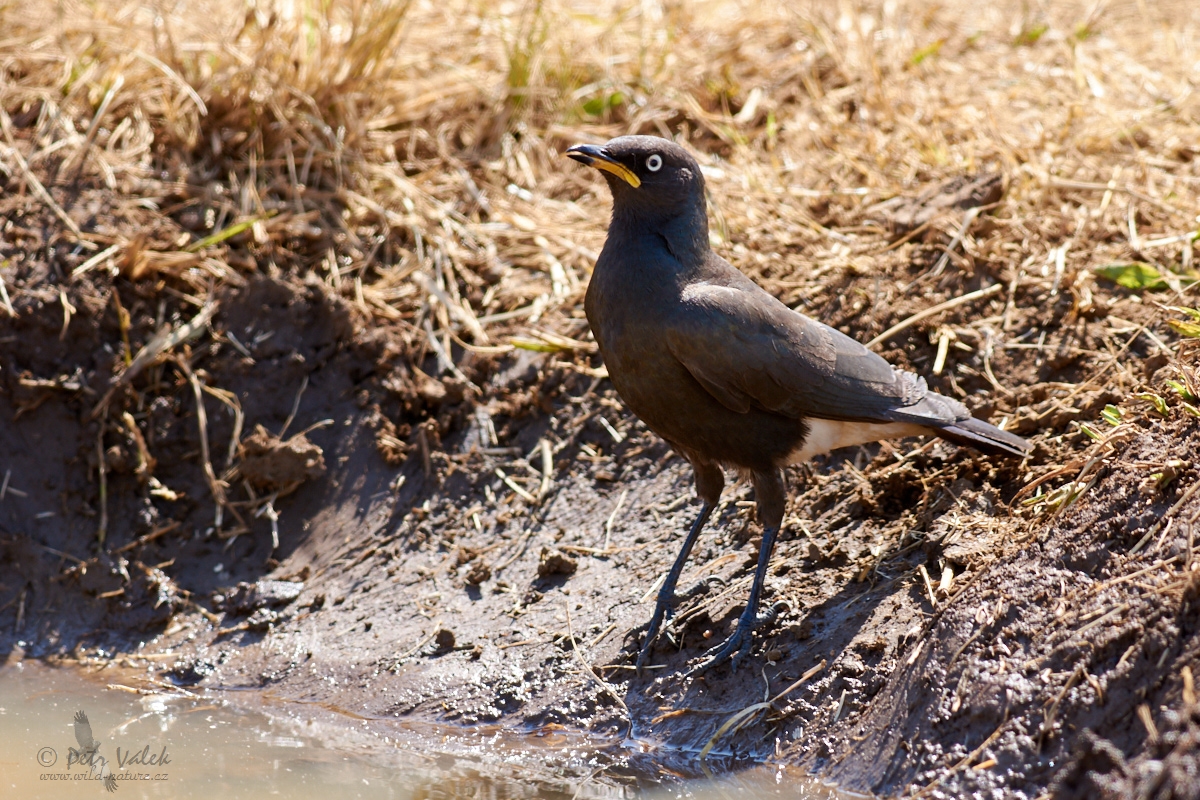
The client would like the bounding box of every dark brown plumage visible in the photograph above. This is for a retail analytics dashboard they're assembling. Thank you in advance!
[566,135,1030,674]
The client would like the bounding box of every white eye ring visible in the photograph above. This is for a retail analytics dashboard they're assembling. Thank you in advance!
[646,154,663,172]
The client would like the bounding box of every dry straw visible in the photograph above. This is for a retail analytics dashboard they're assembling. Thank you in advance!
[1,0,1198,536]
[0,0,1192,338]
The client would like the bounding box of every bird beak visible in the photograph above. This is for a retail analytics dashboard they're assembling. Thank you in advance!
[565,143,641,188]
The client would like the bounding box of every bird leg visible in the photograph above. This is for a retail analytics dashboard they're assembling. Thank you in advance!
[636,500,715,670]
[636,460,723,671]
[688,468,786,675]
[686,525,781,675]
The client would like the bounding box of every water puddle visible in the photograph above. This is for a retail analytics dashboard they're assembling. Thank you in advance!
[1,661,858,799]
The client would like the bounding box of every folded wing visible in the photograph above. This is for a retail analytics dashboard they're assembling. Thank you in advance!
[665,280,1029,456]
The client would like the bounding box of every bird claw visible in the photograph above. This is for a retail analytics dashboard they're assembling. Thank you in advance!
[635,576,725,672]
[685,600,789,677]
[682,573,726,599]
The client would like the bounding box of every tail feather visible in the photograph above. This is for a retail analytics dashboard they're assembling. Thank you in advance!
[936,416,1030,458]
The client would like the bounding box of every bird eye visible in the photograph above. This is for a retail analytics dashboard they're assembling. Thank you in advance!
[646,154,663,172]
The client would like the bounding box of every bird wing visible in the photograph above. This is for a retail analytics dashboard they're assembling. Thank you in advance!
[665,281,968,427]
[73,710,95,749]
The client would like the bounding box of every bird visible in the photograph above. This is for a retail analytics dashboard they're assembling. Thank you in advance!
[70,710,100,763]
[565,135,1030,675]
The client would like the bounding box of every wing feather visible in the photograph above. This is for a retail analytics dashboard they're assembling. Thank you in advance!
[665,282,965,426]
[73,710,95,749]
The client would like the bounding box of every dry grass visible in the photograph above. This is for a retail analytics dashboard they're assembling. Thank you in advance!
[2,0,1198,434]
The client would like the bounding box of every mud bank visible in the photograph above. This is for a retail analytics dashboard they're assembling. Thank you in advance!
[5,248,1200,797]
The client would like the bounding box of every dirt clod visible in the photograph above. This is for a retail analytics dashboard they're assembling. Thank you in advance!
[214,580,305,613]
[167,659,216,687]
[537,548,578,578]
[244,608,280,631]
[238,426,326,492]
[434,629,456,652]
[464,561,492,586]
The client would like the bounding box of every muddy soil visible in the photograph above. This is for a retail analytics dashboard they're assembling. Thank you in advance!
[3,177,1200,798]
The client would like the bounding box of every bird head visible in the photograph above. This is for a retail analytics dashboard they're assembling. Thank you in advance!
[565,135,706,227]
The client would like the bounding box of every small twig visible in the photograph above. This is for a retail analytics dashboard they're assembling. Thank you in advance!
[277,375,308,440]
[58,289,75,340]
[928,206,982,281]
[68,73,125,184]
[0,262,14,317]
[597,415,625,443]
[112,522,180,555]
[494,527,534,573]
[699,659,826,759]
[91,303,216,419]
[389,627,441,670]
[288,419,334,441]
[176,358,226,529]
[1132,478,1200,554]
[913,719,1011,798]
[565,599,631,736]
[604,488,628,551]
[39,543,86,565]
[1038,666,1085,752]
[199,384,244,469]
[1138,704,1160,743]
[495,467,536,503]
[255,499,280,550]
[422,315,472,384]
[496,639,537,650]
[588,623,617,649]
[866,284,1003,349]
[1046,176,1190,220]
[96,419,108,546]
[917,563,937,608]
[537,438,553,501]
[1072,604,1128,639]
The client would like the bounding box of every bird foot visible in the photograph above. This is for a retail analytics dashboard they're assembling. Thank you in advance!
[635,575,726,672]
[685,600,788,677]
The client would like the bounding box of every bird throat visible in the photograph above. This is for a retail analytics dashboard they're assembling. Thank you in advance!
[610,200,710,274]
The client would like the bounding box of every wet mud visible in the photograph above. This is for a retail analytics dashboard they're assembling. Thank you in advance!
[3,185,1200,799]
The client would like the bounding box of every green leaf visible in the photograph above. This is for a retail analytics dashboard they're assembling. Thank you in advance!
[1168,319,1200,338]
[1166,380,1197,402]
[1135,393,1168,416]
[185,212,276,253]
[1101,404,1124,426]
[1078,422,1102,440]
[910,39,945,65]
[1168,306,1200,321]
[1182,402,1200,418]
[1094,262,1167,290]
[510,337,565,353]
[582,91,625,117]
[1015,23,1049,46]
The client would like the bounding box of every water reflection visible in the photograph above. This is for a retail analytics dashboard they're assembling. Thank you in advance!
[0,661,855,799]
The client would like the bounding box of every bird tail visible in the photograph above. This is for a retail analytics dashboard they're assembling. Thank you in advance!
[936,416,1030,458]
